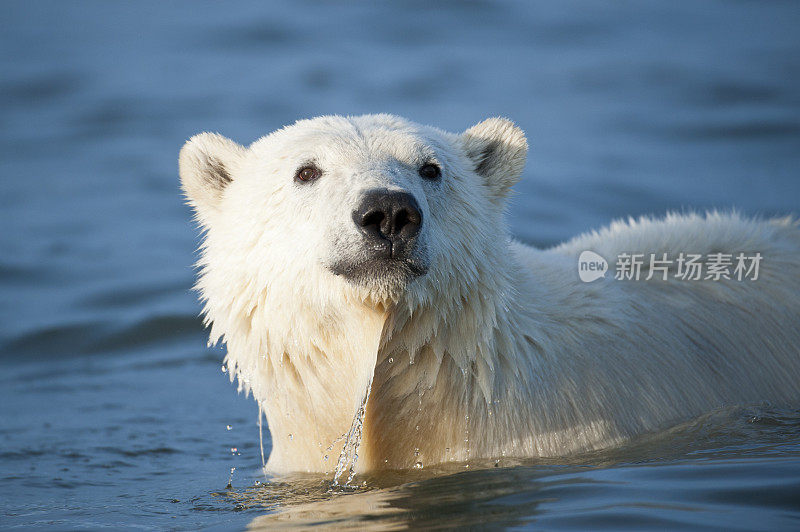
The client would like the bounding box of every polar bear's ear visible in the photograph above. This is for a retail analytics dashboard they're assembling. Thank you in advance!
[461,118,528,201]
[179,132,246,223]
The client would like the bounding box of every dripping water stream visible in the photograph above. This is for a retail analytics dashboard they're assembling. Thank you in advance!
[332,378,374,487]
[258,400,266,471]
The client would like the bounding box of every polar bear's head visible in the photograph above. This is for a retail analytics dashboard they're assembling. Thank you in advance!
[180,115,527,470]
[180,114,527,312]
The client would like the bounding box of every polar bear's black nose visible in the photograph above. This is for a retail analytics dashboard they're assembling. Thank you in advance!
[353,189,422,252]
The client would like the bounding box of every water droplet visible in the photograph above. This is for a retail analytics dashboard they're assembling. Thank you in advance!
[221,365,228,373]
[226,425,232,431]
[414,461,423,469]
[388,357,394,364]
[288,433,293,441]
[445,447,450,453]
[415,425,420,431]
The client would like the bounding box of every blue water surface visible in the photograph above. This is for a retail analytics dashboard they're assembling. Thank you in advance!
[1,1,799,530]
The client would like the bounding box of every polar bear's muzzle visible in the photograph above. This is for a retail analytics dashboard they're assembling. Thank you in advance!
[329,188,428,288]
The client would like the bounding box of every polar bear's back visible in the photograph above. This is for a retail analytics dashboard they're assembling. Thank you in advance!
[513,212,796,273]
[554,211,799,264]
[561,212,799,310]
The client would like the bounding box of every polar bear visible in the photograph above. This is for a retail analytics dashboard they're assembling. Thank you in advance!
[179,114,800,476]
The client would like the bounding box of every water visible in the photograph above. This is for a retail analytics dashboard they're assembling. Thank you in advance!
[1,0,799,529]
[332,379,372,488]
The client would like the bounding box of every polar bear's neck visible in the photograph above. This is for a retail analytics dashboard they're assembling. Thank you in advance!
[359,241,546,470]
[254,302,386,475]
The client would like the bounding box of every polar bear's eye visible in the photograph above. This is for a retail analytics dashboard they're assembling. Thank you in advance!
[295,165,322,183]
[418,163,441,180]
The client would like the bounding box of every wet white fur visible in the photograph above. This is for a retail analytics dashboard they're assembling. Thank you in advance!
[180,114,800,474]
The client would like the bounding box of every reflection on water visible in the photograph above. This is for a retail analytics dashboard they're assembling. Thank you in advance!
[237,406,800,530]
[1,0,799,529]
